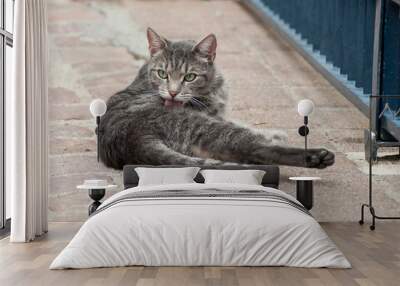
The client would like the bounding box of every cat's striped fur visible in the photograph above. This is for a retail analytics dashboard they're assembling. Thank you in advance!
[98,28,334,169]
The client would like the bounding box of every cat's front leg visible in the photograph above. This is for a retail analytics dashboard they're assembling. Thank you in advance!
[193,119,335,168]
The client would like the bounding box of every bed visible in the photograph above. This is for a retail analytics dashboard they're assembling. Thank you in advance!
[50,165,350,269]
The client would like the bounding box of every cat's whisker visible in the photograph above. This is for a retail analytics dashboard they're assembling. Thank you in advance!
[190,100,202,109]
[190,97,209,111]
[191,97,208,108]
[193,96,210,105]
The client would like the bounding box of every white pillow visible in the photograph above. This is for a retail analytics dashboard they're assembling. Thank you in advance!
[135,167,200,186]
[200,169,266,185]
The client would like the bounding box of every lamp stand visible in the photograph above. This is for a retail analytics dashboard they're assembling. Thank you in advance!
[304,116,308,165]
[359,95,400,230]
[96,116,100,162]
[298,116,310,166]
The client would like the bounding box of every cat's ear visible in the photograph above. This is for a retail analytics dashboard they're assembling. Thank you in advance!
[147,27,168,57]
[192,34,217,63]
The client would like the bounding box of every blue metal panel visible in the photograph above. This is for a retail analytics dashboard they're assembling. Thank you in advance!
[382,1,400,97]
[255,0,400,141]
[363,0,375,94]
[380,0,400,140]
[259,0,376,95]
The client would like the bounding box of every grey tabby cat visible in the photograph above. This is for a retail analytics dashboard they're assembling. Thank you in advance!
[98,28,334,169]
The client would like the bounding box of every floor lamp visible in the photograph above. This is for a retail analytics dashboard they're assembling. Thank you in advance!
[89,99,107,162]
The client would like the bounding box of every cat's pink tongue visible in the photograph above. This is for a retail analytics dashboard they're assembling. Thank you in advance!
[164,99,183,107]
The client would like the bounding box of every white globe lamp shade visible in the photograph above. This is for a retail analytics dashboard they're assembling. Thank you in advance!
[297,99,315,116]
[90,99,107,117]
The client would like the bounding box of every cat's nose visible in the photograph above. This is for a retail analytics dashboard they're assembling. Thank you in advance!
[169,91,178,98]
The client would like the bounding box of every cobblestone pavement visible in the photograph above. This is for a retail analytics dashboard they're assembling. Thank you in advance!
[48,0,400,221]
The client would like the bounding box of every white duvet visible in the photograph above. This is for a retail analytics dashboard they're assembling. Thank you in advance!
[50,183,350,269]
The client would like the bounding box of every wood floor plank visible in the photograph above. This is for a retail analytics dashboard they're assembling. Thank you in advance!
[0,222,400,286]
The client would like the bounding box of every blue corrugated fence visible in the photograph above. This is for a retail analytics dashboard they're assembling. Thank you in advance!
[254,0,400,142]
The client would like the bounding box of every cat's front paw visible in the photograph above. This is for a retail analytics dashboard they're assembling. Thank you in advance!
[306,148,335,169]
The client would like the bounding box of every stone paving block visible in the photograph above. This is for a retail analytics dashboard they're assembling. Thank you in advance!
[49,172,121,197]
[72,61,139,76]
[50,121,94,139]
[270,64,331,88]
[49,153,119,177]
[49,190,118,222]
[229,86,295,109]
[52,35,99,47]
[228,107,305,129]
[48,6,101,23]
[87,85,128,101]
[60,47,131,65]
[48,22,86,34]
[224,67,283,88]
[322,129,366,153]
[288,86,353,108]
[50,138,96,155]
[247,30,292,52]
[48,87,81,105]
[216,53,271,72]
[261,50,312,69]
[316,107,368,130]
[49,104,92,121]
[81,71,134,89]
[49,172,122,221]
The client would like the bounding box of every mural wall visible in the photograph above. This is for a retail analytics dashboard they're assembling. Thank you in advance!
[48,0,400,222]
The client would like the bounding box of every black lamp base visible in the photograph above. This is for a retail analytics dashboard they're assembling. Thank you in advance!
[296,181,313,210]
[88,188,105,215]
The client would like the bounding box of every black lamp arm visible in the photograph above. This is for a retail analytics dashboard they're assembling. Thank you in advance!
[96,116,100,162]
[298,116,310,165]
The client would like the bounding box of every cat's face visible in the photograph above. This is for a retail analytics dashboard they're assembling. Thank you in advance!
[147,28,217,108]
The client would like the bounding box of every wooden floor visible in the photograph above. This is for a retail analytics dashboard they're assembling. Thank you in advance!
[0,222,399,286]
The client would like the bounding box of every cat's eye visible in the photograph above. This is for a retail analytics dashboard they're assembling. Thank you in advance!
[184,73,197,82]
[157,70,168,79]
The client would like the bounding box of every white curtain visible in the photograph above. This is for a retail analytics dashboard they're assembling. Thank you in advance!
[8,0,49,242]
